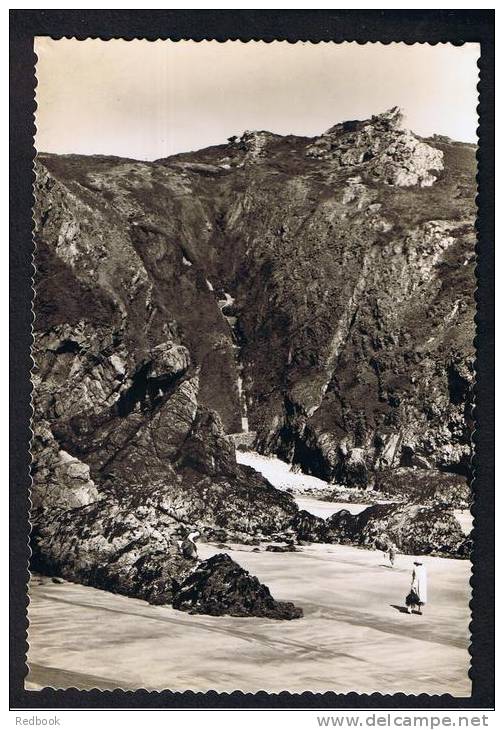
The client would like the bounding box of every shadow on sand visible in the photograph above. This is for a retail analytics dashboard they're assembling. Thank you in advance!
[391,604,411,614]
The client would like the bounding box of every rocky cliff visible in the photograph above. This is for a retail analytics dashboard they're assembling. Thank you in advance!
[31,108,475,605]
[31,150,298,614]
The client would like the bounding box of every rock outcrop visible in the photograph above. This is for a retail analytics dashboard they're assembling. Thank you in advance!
[306,107,444,187]
[172,553,303,619]
[31,107,475,606]
[31,151,297,615]
[374,468,471,509]
[285,503,468,558]
[326,503,469,558]
[31,490,194,605]
[289,510,327,543]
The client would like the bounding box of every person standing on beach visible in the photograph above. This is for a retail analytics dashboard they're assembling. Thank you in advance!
[388,542,397,568]
[374,533,389,561]
[407,560,428,614]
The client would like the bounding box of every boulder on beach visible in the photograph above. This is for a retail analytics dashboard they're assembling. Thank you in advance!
[265,544,298,553]
[289,509,327,543]
[172,553,303,619]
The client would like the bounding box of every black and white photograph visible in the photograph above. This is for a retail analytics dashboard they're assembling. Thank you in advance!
[24,35,482,696]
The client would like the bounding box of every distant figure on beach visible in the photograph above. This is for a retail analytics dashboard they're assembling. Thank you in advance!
[180,530,200,560]
[388,542,397,568]
[374,533,389,560]
[406,560,428,614]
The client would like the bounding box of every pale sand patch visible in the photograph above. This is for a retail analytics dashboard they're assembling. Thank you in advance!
[236,450,330,492]
[27,542,471,695]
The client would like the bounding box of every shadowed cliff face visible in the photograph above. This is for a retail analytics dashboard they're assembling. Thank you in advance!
[31,108,475,602]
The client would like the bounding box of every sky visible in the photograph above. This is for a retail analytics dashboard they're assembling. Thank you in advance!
[35,39,480,161]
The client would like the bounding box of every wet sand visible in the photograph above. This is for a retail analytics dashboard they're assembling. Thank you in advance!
[295,496,366,519]
[27,541,471,695]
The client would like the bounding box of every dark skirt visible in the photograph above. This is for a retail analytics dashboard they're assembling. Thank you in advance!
[405,589,422,607]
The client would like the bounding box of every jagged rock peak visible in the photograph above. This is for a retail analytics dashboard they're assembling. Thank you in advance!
[326,106,405,136]
[228,130,278,161]
[307,106,444,187]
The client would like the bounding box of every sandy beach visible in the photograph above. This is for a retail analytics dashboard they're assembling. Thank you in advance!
[27,453,471,694]
[27,538,471,695]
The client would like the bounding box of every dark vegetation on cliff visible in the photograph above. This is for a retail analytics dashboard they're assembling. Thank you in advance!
[31,109,475,612]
